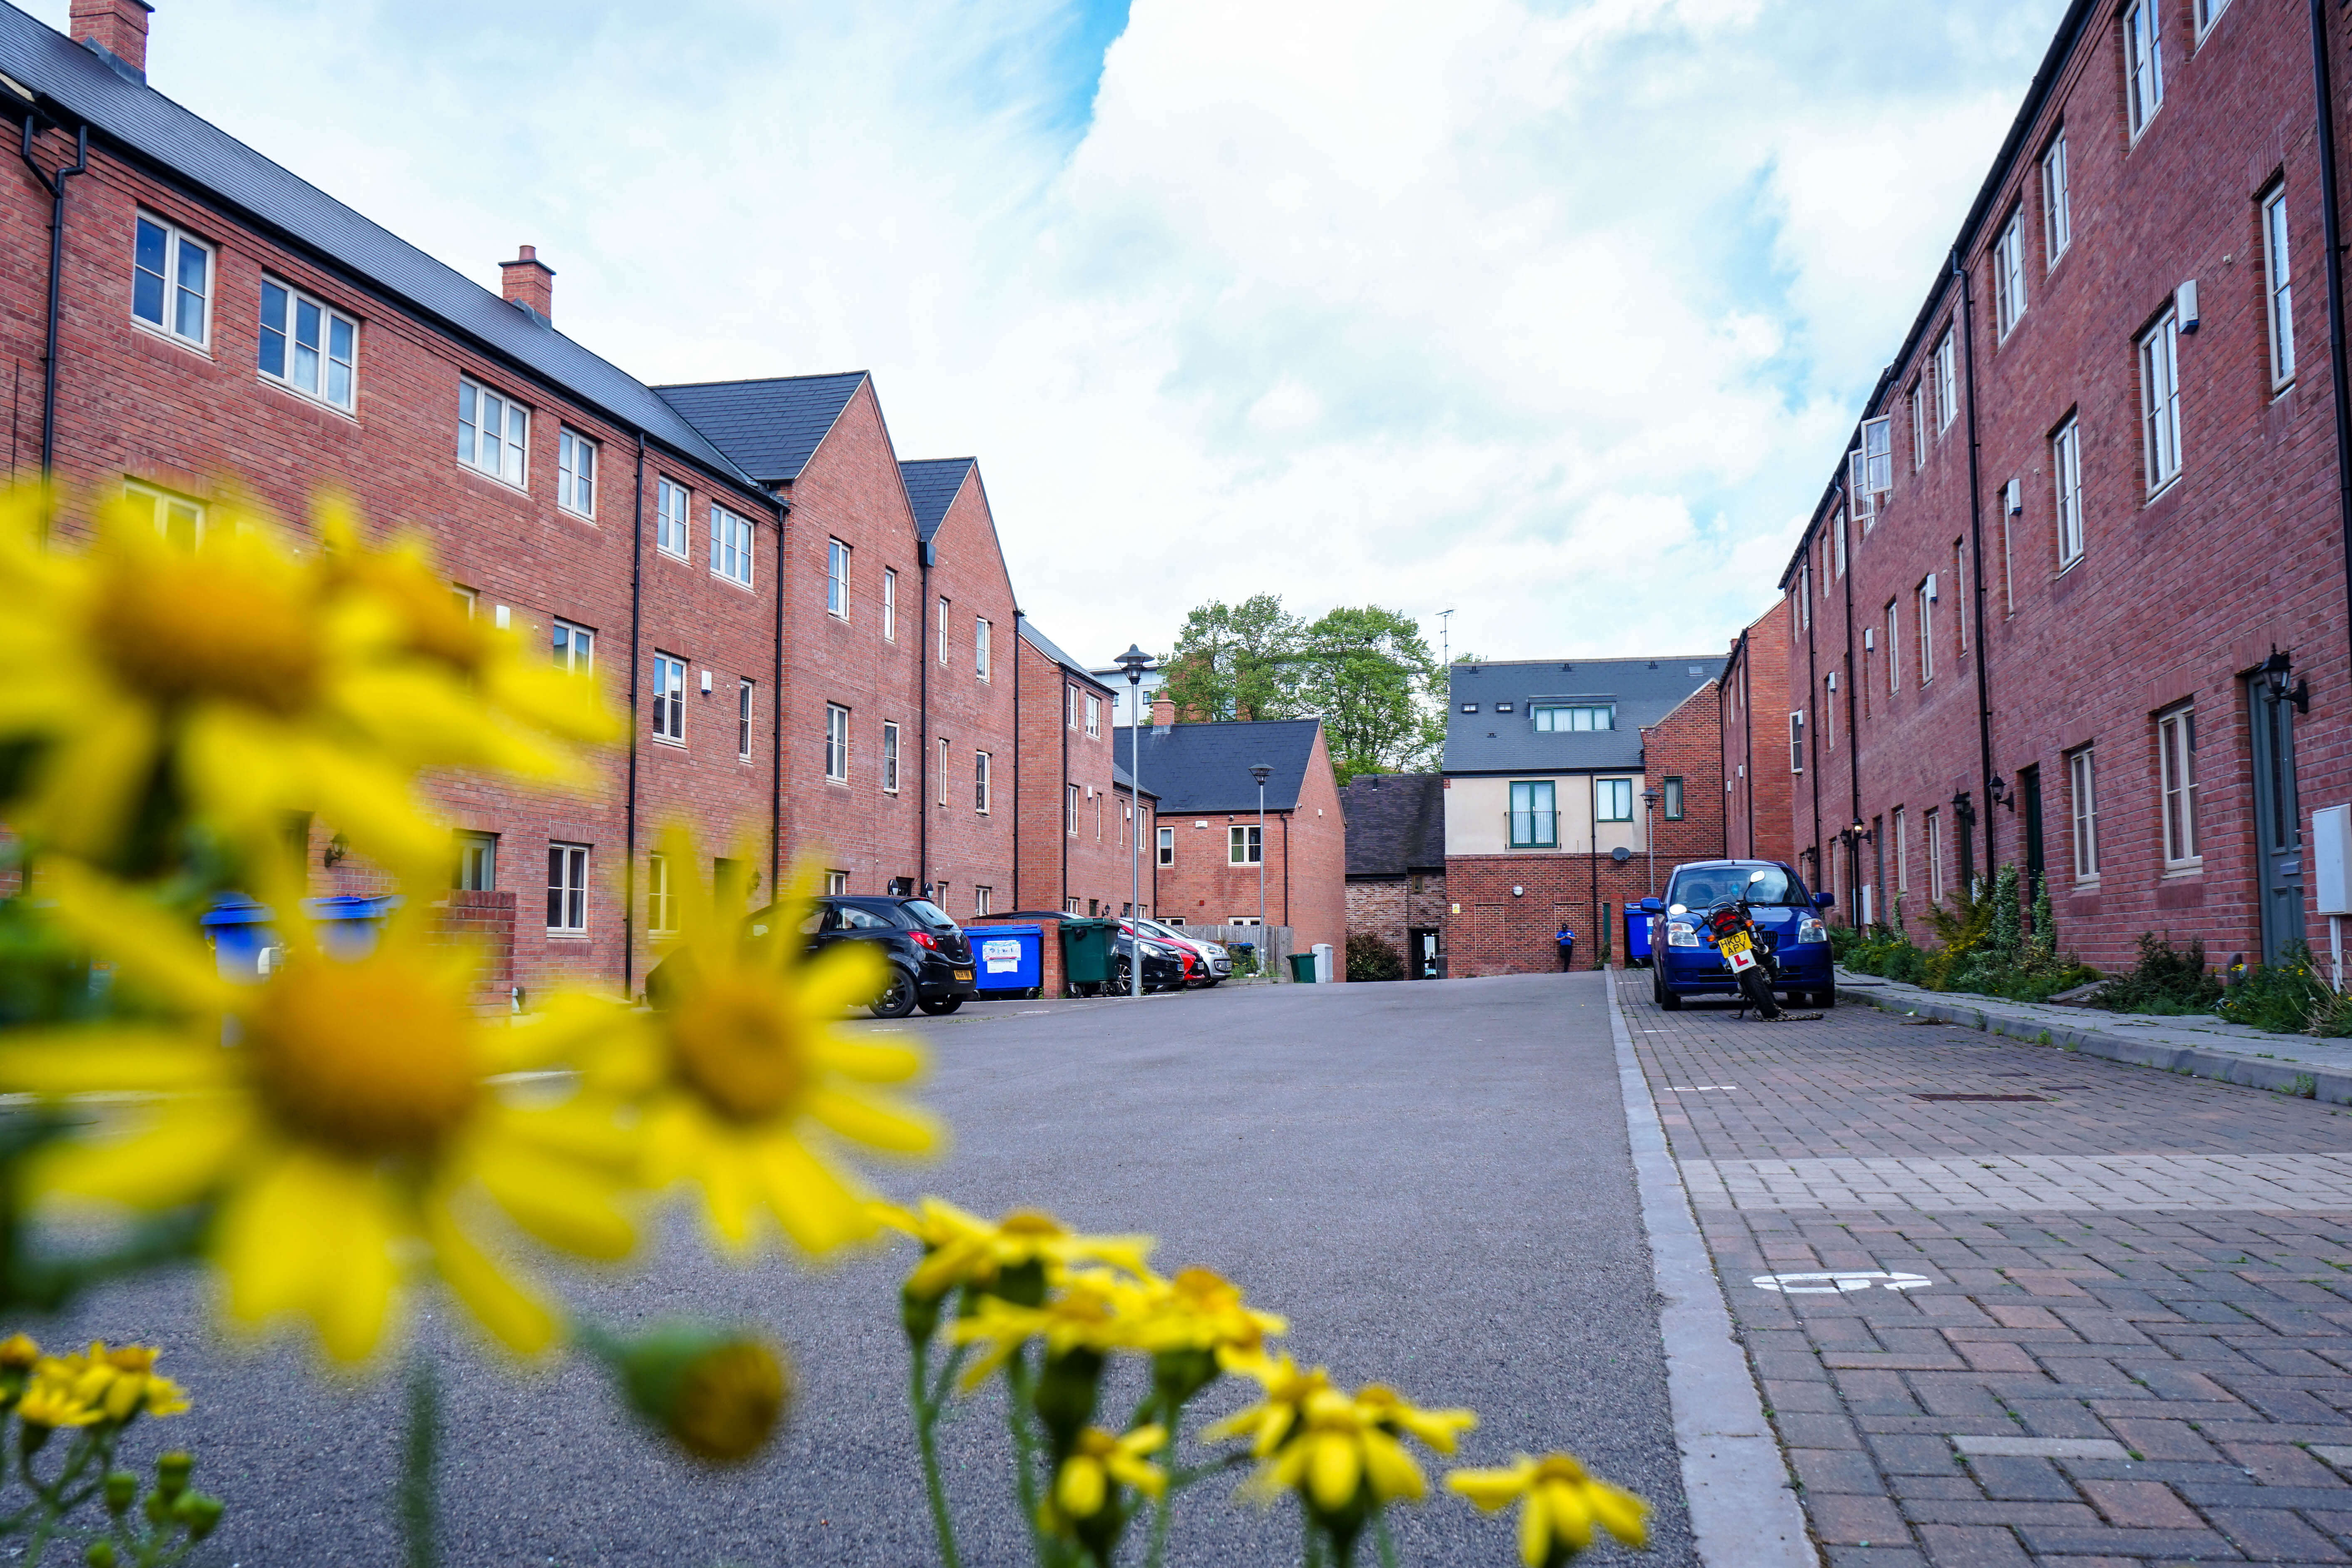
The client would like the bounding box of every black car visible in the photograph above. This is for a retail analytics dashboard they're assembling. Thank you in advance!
[1002,911,1188,996]
[746,895,978,1019]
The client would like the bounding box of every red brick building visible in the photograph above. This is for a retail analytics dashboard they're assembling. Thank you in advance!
[1116,711,1346,961]
[1338,773,1447,978]
[1441,657,1724,976]
[1009,619,1154,917]
[1720,606,1793,868]
[1774,0,2352,973]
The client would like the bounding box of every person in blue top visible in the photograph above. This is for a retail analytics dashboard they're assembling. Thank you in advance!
[1556,927,1577,971]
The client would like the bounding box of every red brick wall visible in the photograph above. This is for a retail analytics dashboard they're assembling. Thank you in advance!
[1779,0,2352,972]
[1722,611,1792,865]
[1151,724,1348,964]
[1010,634,1131,916]
[1346,875,1447,961]
[920,467,1018,918]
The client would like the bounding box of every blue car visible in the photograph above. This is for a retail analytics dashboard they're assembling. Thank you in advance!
[1638,859,1836,1011]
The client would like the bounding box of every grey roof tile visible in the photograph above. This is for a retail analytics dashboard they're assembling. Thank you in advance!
[1017,619,1113,692]
[1444,656,1717,774]
[652,373,868,484]
[0,5,760,490]
[898,458,975,544]
[1338,773,1445,877]
[1109,719,1321,814]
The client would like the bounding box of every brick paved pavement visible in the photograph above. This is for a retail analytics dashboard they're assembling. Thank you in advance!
[1619,970,2352,1567]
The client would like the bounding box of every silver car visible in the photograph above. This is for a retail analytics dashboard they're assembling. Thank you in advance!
[1126,917,1232,986]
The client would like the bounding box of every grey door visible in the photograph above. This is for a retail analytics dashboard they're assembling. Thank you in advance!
[2019,765,2044,904]
[2248,676,2307,965]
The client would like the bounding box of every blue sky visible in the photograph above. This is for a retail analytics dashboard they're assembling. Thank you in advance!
[29,0,2070,666]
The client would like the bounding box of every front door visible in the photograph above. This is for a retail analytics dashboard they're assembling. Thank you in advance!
[1408,927,1440,979]
[2019,765,2044,904]
[2248,676,2307,964]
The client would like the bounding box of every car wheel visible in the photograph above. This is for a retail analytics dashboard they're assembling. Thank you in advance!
[1110,957,1132,994]
[868,968,918,1019]
[917,996,963,1016]
[1815,988,1836,1009]
[1658,986,1683,1012]
[1651,967,1666,1006]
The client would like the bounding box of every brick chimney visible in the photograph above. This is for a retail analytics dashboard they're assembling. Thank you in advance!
[1151,694,1176,732]
[499,246,554,322]
[70,0,151,81]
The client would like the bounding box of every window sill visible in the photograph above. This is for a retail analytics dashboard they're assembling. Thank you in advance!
[2145,475,2182,505]
[2057,553,2083,576]
[559,503,597,524]
[2074,876,2101,890]
[2161,862,2204,879]
[712,572,756,593]
[457,461,529,494]
[2270,378,2297,403]
[131,317,211,358]
[546,930,590,941]
[659,547,693,565]
[654,736,686,749]
[825,777,850,788]
[257,373,359,423]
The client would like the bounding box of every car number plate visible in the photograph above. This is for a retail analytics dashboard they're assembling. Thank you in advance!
[1718,930,1752,957]
[953,968,973,982]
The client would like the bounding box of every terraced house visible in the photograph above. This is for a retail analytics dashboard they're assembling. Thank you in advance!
[0,0,1103,993]
[1777,0,2352,974]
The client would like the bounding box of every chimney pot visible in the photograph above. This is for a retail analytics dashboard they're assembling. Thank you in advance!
[1150,695,1176,732]
[500,245,555,323]
[70,0,151,81]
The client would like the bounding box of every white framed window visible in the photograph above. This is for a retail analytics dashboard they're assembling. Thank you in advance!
[1157,825,1174,866]
[1916,578,1936,683]
[652,654,686,743]
[2067,745,2100,880]
[711,506,754,587]
[974,750,991,814]
[557,428,597,517]
[975,886,993,917]
[827,539,850,617]
[1789,711,1805,775]
[455,830,497,892]
[259,278,356,409]
[1595,778,1633,823]
[1796,569,1810,631]
[1993,208,2026,338]
[737,678,754,762]
[1085,694,1101,737]
[824,870,849,897]
[938,738,950,806]
[825,703,850,784]
[2158,704,2199,867]
[1925,808,1945,903]
[1230,824,1264,864]
[132,213,210,347]
[937,596,950,664]
[552,618,594,672]
[2000,478,2020,613]
[1855,415,1891,527]
[1067,783,1081,836]
[2140,309,2183,493]
[1933,330,1958,431]
[2043,132,2072,266]
[547,842,588,934]
[1823,674,1837,749]
[1832,507,1847,578]
[1892,807,1908,892]
[124,480,204,547]
[2194,0,2229,40]
[1885,602,1900,693]
[1954,541,1969,652]
[882,721,900,793]
[457,378,528,487]
[1532,703,1614,732]
[1908,380,1927,470]
[656,479,689,559]
[1067,686,1079,730]
[2052,417,2085,567]
[2126,0,2164,137]
[883,568,898,641]
[647,851,678,935]
[2263,185,2295,388]
[976,618,991,681]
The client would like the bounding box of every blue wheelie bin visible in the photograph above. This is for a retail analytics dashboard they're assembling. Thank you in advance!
[968,924,1043,997]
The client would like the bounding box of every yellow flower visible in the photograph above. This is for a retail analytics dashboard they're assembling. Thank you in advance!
[37,1342,189,1422]
[950,1270,1156,1390]
[1049,1425,1167,1524]
[15,1374,102,1430]
[0,863,639,1364]
[1354,1384,1477,1454]
[1200,1350,1332,1457]
[0,1334,39,1371]
[1243,1387,1429,1512]
[1446,1453,1650,1567]
[875,1197,1153,1301]
[1131,1266,1286,1357]
[0,490,530,877]
[575,834,940,1259]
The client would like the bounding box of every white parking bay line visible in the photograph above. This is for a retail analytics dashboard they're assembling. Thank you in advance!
[1952,1436,2128,1460]
[1610,983,1817,1568]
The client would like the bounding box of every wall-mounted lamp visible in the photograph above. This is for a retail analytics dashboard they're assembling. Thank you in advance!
[1988,775,2015,812]
[2262,647,2311,714]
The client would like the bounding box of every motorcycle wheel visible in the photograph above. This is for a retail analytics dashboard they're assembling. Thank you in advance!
[1737,968,1782,1019]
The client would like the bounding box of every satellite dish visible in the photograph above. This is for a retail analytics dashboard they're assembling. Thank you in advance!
[1610,847,1632,863]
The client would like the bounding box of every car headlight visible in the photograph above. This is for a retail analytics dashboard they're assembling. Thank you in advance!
[1796,917,1828,944]
[1665,921,1701,947]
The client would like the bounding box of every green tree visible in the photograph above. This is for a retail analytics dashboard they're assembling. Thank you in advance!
[1290,605,1443,782]
[1162,594,1301,721]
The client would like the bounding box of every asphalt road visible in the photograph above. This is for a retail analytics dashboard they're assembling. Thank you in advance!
[37,972,1694,1568]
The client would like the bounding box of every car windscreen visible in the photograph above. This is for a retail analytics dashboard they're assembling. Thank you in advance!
[1669,865,1810,909]
[901,900,955,928]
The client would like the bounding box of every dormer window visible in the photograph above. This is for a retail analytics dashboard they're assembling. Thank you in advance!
[1533,703,1615,732]
[1459,703,1479,713]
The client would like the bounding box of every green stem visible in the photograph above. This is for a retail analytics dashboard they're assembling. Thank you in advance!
[1003,1352,1047,1563]
[1373,1509,1400,1568]
[1303,1512,1325,1568]
[909,1342,962,1568]
[1144,1393,1177,1568]
[399,1355,439,1568]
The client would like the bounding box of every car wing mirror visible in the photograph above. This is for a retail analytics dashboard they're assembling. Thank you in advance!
[1815,892,1835,909]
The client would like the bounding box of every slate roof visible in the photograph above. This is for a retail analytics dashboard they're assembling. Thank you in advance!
[1109,719,1322,814]
[1017,619,1114,694]
[652,373,869,484]
[1338,773,1445,878]
[1109,759,1156,800]
[1444,656,1718,775]
[899,458,975,544]
[0,3,762,491]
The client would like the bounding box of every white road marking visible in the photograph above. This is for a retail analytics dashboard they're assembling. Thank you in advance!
[1952,1436,2126,1459]
[1752,1270,1933,1294]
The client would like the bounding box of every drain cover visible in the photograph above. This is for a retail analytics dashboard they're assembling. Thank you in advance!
[1914,1093,2049,1102]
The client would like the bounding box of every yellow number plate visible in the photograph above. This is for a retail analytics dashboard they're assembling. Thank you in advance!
[1717,931,1752,957]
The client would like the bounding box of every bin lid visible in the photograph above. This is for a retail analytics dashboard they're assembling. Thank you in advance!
[307,895,402,921]
[199,894,271,927]
[1059,918,1118,933]
[966,924,1042,938]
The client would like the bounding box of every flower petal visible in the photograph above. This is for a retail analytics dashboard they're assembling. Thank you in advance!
[752,1133,878,1256]
[0,1034,231,1096]
[34,1099,252,1208]
[471,1141,636,1261]
[802,1086,940,1156]
[422,1199,557,1358]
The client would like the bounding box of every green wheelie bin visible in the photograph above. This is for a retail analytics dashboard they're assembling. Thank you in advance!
[1059,918,1117,996]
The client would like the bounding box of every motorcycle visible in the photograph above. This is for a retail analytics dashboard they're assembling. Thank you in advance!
[1701,895,1784,1020]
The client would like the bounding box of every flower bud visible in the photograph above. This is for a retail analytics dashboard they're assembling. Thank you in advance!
[1033,1349,1106,1456]
[899,1283,942,1347]
[103,1469,137,1514]
[155,1451,192,1499]
[593,1322,791,1465]
[82,1540,116,1568]
[172,1491,224,1540]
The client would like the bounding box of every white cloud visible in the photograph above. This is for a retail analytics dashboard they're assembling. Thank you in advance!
[32,0,2065,666]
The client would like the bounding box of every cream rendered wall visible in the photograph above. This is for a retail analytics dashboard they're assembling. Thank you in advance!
[1443,774,1648,855]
